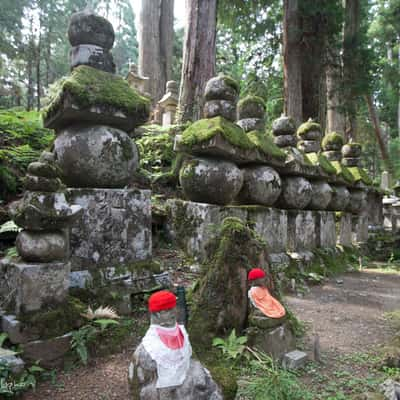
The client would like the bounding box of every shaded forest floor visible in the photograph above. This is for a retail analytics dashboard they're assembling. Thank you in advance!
[21,263,400,400]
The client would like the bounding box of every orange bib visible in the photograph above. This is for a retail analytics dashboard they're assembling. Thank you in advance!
[249,286,286,319]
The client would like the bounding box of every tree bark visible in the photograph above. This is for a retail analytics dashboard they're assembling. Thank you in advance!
[283,0,303,127]
[343,0,360,141]
[177,0,217,123]
[326,46,346,133]
[138,0,174,104]
[365,94,391,171]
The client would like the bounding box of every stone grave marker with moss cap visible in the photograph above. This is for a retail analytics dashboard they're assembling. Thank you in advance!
[297,118,322,154]
[272,114,297,148]
[237,95,266,132]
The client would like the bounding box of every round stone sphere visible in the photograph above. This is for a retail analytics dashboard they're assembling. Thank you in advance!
[347,189,367,214]
[203,100,236,121]
[308,182,333,210]
[279,177,312,209]
[238,166,282,206]
[204,76,239,102]
[327,185,350,211]
[16,230,68,262]
[179,157,243,205]
[54,124,138,188]
[68,10,115,50]
[342,143,362,158]
[272,115,296,136]
[237,96,265,119]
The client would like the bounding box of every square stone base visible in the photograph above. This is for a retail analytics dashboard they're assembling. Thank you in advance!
[68,188,152,270]
[0,259,70,314]
[337,212,353,247]
[287,211,317,251]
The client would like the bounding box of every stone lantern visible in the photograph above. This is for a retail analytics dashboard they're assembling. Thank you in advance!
[158,80,179,126]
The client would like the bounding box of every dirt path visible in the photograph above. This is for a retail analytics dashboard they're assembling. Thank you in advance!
[22,269,400,400]
[286,269,400,354]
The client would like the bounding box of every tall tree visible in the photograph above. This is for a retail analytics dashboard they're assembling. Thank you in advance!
[138,0,174,104]
[178,0,217,123]
[283,0,302,126]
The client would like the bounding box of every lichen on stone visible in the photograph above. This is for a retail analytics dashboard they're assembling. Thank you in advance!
[347,166,372,185]
[246,130,286,160]
[296,119,321,138]
[330,161,355,184]
[180,116,255,150]
[322,132,344,150]
[305,152,336,175]
[218,74,240,93]
[42,65,150,120]
[237,95,266,112]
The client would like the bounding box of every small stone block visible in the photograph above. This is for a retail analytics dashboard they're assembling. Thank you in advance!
[282,350,308,370]
[1,314,39,344]
[0,348,25,374]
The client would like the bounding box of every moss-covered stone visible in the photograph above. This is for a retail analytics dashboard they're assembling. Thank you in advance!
[322,132,344,151]
[305,152,336,175]
[237,95,266,119]
[347,166,372,185]
[19,296,86,339]
[330,161,355,184]
[42,65,150,122]
[247,130,286,160]
[296,119,321,138]
[181,116,254,149]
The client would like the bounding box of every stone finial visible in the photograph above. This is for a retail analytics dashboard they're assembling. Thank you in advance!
[236,96,266,133]
[296,119,322,153]
[68,9,116,73]
[341,142,362,167]
[158,80,179,126]
[203,75,239,121]
[321,132,344,161]
[166,80,178,94]
[272,115,297,148]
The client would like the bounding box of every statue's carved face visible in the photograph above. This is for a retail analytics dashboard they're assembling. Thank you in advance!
[249,277,267,287]
[150,308,177,328]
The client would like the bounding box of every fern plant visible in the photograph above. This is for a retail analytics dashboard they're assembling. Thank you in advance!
[212,329,248,361]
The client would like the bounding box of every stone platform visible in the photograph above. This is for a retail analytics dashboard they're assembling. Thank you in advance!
[67,188,151,271]
[166,200,351,262]
[0,259,70,314]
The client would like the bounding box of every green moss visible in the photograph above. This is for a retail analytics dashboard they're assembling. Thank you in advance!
[246,130,286,160]
[347,166,372,185]
[220,74,240,93]
[19,296,86,339]
[330,161,355,184]
[322,132,344,149]
[305,152,336,174]
[296,119,321,138]
[42,65,150,120]
[237,95,266,111]
[181,116,255,150]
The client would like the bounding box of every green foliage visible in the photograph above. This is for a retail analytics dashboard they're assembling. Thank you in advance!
[71,324,97,365]
[240,349,313,400]
[0,109,54,199]
[212,329,248,361]
[0,221,20,234]
[42,65,150,120]
[0,362,45,397]
[93,319,119,331]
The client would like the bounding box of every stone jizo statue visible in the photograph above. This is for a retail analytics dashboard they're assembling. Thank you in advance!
[248,268,286,319]
[129,290,222,399]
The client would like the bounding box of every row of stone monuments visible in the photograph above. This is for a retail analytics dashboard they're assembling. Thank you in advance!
[168,74,380,263]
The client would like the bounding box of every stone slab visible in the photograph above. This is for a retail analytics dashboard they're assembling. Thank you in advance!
[316,211,336,248]
[1,314,40,344]
[337,212,353,247]
[21,333,72,368]
[353,213,369,244]
[68,188,152,271]
[287,210,317,251]
[166,199,247,262]
[282,350,308,370]
[248,322,295,360]
[247,207,288,253]
[0,259,70,315]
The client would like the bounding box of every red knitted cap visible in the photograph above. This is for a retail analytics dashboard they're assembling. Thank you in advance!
[148,290,177,313]
[248,268,266,281]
